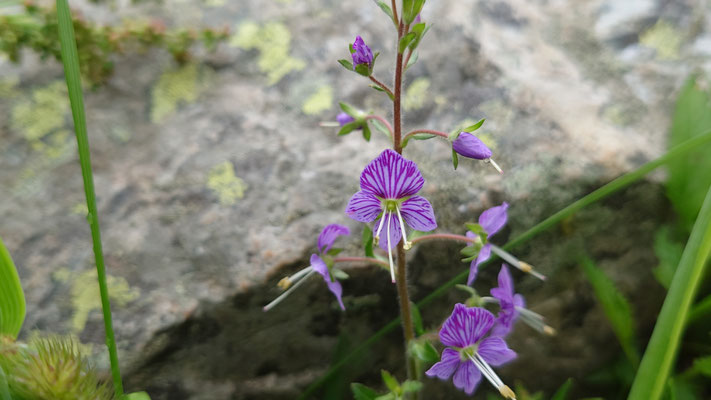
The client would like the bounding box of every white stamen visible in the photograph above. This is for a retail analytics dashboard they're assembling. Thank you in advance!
[374,213,387,245]
[386,212,395,283]
[486,158,503,174]
[319,121,340,127]
[395,205,412,250]
[515,306,555,335]
[468,353,515,399]
[489,245,546,281]
[263,269,315,311]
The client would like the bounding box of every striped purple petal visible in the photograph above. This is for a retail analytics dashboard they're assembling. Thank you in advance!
[467,243,492,286]
[359,149,424,199]
[477,336,516,366]
[311,254,345,310]
[374,212,402,251]
[425,348,461,380]
[479,202,509,237]
[317,224,350,254]
[452,360,481,395]
[439,304,494,348]
[400,195,437,232]
[345,191,382,223]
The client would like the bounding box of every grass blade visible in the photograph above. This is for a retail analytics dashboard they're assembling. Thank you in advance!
[0,237,25,339]
[628,183,711,400]
[298,131,711,399]
[56,0,123,396]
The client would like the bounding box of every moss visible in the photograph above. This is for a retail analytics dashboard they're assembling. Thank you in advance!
[302,85,334,115]
[56,268,140,334]
[151,63,211,123]
[207,161,248,206]
[10,81,69,142]
[640,20,682,60]
[404,77,431,111]
[230,21,305,84]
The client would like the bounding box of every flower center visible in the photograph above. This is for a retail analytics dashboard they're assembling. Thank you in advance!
[383,199,399,212]
[459,344,478,361]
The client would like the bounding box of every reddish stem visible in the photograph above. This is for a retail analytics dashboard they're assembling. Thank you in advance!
[402,128,449,142]
[365,115,394,136]
[369,75,395,98]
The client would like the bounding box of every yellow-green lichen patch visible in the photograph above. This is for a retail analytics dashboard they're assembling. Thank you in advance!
[302,85,333,115]
[71,203,89,216]
[404,77,431,111]
[640,20,682,60]
[60,268,140,333]
[151,63,211,123]
[10,81,69,142]
[207,161,248,205]
[230,21,305,85]
[0,77,19,98]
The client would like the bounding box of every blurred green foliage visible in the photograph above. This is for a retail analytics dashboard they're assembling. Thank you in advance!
[0,1,228,85]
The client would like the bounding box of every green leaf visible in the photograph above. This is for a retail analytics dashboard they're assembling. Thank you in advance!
[338,59,354,71]
[550,378,573,400]
[629,184,711,400]
[371,119,392,140]
[693,356,711,377]
[351,383,378,400]
[667,74,711,231]
[338,121,360,136]
[326,248,344,257]
[370,85,386,93]
[0,365,11,400]
[380,370,400,393]
[406,51,419,71]
[411,340,440,363]
[411,133,436,141]
[362,121,372,142]
[410,302,424,336]
[408,22,428,50]
[374,1,394,21]
[652,226,684,289]
[580,256,639,367]
[452,149,459,170]
[123,393,152,400]
[401,380,423,393]
[355,63,370,76]
[463,118,485,132]
[338,101,359,116]
[332,269,349,280]
[0,236,25,339]
[363,226,375,258]
[398,32,417,53]
[374,394,395,400]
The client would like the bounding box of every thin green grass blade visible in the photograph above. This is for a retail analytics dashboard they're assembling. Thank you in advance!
[56,0,123,396]
[0,236,25,339]
[628,184,711,400]
[298,131,711,399]
[687,293,711,325]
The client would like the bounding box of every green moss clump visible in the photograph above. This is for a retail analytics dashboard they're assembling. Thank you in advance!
[207,161,248,206]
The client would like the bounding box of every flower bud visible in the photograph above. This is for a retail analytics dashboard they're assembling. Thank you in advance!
[452,132,492,160]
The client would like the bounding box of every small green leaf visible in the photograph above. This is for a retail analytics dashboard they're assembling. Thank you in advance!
[371,119,392,140]
[463,118,485,132]
[652,226,683,289]
[355,64,371,76]
[362,122,372,142]
[0,236,25,339]
[363,226,375,258]
[338,101,359,116]
[412,133,436,141]
[411,302,424,336]
[124,393,152,400]
[338,121,360,136]
[349,43,355,54]
[550,378,573,400]
[693,356,711,377]
[401,380,423,393]
[381,370,400,393]
[580,256,639,367]
[374,1,394,21]
[455,284,477,296]
[370,85,386,92]
[374,394,396,400]
[452,149,459,170]
[326,248,344,257]
[351,383,379,400]
[398,32,417,53]
[338,59,354,71]
[332,269,349,280]
[0,365,11,400]
[411,340,441,363]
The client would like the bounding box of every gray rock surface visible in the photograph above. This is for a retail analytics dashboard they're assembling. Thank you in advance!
[0,0,709,398]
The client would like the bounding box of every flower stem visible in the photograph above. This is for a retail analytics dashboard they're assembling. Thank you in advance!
[396,242,418,382]
[393,22,405,153]
[402,129,450,142]
[369,75,395,98]
[365,115,394,137]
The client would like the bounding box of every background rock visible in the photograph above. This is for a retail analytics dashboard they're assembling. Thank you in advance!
[1,0,709,398]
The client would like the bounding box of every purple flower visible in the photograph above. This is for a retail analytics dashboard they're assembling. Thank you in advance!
[351,35,374,69]
[452,132,502,173]
[426,304,517,398]
[467,202,509,285]
[264,224,350,311]
[346,149,437,281]
[337,112,356,127]
[490,265,525,337]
